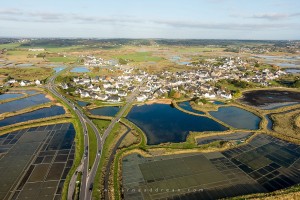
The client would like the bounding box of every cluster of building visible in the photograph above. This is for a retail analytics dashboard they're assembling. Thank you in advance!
[4,79,42,87]
[62,74,140,102]
[61,57,287,103]
[83,55,119,67]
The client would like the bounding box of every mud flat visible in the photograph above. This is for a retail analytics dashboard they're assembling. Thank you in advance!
[239,90,300,110]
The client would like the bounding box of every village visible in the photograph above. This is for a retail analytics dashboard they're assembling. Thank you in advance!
[59,56,287,103]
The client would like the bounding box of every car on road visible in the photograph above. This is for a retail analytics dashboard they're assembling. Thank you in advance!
[89,183,93,191]
[84,146,88,157]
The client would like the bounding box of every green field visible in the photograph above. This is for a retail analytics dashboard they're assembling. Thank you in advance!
[45,45,84,53]
[47,57,78,63]
[0,67,53,81]
[6,50,30,56]
[115,52,163,62]
[0,43,21,49]
[177,47,226,53]
[92,119,111,135]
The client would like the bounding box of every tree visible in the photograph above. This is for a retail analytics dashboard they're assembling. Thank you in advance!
[118,58,128,65]
[293,80,300,88]
[169,89,176,98]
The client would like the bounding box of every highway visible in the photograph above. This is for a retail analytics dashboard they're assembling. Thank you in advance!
[46,67,101,200]
[85,81,143,200]
[46,67,143,200]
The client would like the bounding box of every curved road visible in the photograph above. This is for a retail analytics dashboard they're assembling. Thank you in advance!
[46,67,143,200]
[46,67,101,200]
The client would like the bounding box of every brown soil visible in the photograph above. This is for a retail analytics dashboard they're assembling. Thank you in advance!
[145,98,172,105]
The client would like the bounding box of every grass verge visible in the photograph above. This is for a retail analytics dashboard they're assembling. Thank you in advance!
[87,123,97,170]
[92,122,122,199]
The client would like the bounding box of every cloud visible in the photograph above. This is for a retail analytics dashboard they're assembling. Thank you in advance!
[0,8,23,15]
[151,19,295,30]
[0,7,299,32]
[250,12,300,20]
[0,8,141,24]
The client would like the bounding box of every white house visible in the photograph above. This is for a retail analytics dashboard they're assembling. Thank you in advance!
[35,80,41,85]
[73,77,80,83]
[118,91,127,97]
[88,84,94,89]
[204,92,216,99]
[96,94,108,101]
[29,48,45,51]
[20,80,30,87]
[81,91,90,98]
[103,83,112,89]
[105,88,118,95]
[61,83,69,90]
[91,93,99,99]
[7,79,17,84]
[220,93,232,99]
[92,86,101,92]
[136,95,147,102]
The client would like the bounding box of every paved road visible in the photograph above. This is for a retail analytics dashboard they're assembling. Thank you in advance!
[46,67,102,200]
[47,68,143,200]
[85,81,143,200]
[68,162,84,200]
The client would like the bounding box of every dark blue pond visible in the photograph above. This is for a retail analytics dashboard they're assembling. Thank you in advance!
[212,101,225,105]
[90,106,120,117]
[0,94,51,113]
[0,106,65,127]
[127,104,228,145]
[266,115,273,130]
[210,106,261,130]
[177,101,205,115]
[0,93,23,101]
[77,100,89,107]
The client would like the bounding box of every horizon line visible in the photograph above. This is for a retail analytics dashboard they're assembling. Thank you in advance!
[0,36,299,41]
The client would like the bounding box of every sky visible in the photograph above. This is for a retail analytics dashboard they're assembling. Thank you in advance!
[0,0,299,40]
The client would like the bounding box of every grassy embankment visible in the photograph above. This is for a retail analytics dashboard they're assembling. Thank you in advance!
[0,91,36,104]
[271,109,300,143]
[111,118,147,200]
[92,122,126,199]
[87,123,97,170]
[172,100,234,130]
[73,171,82,200]
[91,119,111,136]
[0,102,61,119]
[232,182,300,199]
